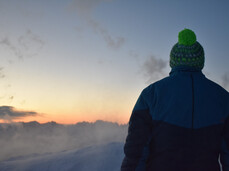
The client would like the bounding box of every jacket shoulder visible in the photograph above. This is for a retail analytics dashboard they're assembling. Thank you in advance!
[141,76,172,106]
[144,76,172,91]
[204,76,229,95]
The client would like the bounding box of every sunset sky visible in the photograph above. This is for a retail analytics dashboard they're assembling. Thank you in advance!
[0,0,229,124]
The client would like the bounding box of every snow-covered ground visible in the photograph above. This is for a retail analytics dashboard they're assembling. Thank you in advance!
[0,121,127,161]
[0,142,124,171]
[0,121,127,171]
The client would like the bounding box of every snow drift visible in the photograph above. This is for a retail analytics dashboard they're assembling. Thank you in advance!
[0,142,124,171]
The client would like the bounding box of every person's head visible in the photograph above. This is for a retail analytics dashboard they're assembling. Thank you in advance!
[170,29,205,70]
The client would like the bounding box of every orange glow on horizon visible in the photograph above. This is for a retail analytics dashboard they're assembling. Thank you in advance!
[0,81,137,125]
[0,111,130,125]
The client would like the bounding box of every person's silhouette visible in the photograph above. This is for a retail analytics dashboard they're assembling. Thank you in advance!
[121,29,229,171]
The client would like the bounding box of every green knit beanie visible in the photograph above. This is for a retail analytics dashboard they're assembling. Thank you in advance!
[170,29,205,70]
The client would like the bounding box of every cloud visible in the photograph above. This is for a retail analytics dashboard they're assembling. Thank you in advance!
[0,67,5,79]
[0,106,38,122]
[18,29,45,56]
[0,37,23,59]
[0,30,44,61]
[87,18,125,49]
[0,30,44,103]
[70,0,113,16]
[222,73,229,89]
[69,0,125,50]
[142,56,168,83]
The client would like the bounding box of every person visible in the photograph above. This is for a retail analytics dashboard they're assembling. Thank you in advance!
[121,29,229,171]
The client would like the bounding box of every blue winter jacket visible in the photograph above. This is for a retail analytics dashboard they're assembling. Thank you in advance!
[121,67,229,171]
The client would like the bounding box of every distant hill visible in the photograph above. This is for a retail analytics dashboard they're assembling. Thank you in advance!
[0,120,128,161]
[0,142,124,171]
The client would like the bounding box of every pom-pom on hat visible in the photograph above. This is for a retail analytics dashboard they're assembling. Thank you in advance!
[170,29,205,70]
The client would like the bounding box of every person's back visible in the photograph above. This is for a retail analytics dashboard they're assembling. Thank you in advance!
[121,29,229,171]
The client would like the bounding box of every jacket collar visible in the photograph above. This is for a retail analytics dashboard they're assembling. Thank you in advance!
[169,66,203,76]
